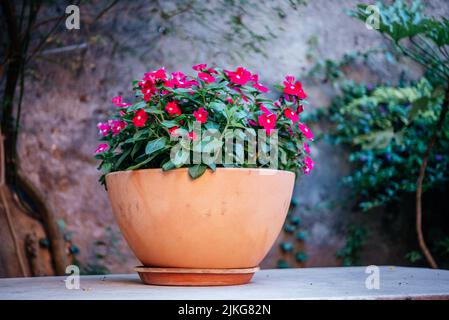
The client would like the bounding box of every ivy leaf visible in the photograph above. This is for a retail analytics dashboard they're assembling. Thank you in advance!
[145,137,167,155]
[188,164,207,179]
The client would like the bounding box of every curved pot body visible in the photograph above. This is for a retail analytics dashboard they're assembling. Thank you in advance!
[106,168,295,269]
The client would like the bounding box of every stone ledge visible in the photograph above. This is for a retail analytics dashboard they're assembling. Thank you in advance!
[1,266,448,300]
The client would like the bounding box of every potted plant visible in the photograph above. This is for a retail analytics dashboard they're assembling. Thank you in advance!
[95,65,314,285]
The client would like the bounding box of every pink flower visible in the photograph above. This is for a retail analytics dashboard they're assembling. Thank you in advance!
[298,122,313,140]
[304,142,311,154]
[97,122,110,136]
[198,72,216,83]
[283,75,307,99]
[143,67,167,82]
[132,109,148,127]
[284,108,299,123]
[193,64,207,71]
[248,119,257,126]
[95,143,109,154]
[108,120,126,136]
[250,74,268,92]
[303,156,314,174]
[165,101,181,116]
[226,67,252,85]
[260,104,272,115]
[258,113,277,135]
[111,96,131,107]
[165,71,197,89]
[225,97,234,104]
[193,107,208,124]
[253,82,269,93]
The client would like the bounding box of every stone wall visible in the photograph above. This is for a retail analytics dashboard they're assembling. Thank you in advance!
[11,0,449,274]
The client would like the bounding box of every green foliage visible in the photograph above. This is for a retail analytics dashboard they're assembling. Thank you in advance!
[336,225,368,266]
[323,79,449,211]
[350,0,449,82]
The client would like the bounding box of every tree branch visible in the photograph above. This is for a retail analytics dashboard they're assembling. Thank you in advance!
[415,85,449,269]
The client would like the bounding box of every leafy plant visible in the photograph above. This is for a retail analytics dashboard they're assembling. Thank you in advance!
[324,79,449,211]
[95,65,315,184]
[336,225,368,266]
[351,0,449,269]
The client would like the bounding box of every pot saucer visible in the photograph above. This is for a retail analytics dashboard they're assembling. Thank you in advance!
[134,266,259,286]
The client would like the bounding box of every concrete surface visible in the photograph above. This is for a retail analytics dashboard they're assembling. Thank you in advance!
[1,267,449,300]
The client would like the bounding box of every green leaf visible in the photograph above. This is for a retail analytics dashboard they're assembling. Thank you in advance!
[188,164,207,179]
[162,160,176,171]
[145,137,167,155]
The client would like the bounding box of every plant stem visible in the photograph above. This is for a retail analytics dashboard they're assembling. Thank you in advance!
[415,85,449,269]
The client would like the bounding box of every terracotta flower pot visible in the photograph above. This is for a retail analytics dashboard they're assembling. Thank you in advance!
[106,168,294,285]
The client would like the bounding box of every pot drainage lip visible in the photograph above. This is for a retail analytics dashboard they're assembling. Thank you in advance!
[134,266,260,274]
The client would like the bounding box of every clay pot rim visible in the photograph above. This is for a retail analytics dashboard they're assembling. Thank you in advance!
[106,167,295,178]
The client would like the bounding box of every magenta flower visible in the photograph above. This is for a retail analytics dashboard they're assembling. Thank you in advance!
[226,67,252,85]
[250,74,268,93]
[143,67,167,82]
[304,142,311,154]
[258,113,277,135]
[284,108,299,123]
[303,156,314,174]
[108,120,126,136]
[97,122,110,136]
[95,143,109,154]
[111,96,131,107]
[259,104,272,116]
[298,122,313,140]
[193,64,207,71]
[198,72,216,83]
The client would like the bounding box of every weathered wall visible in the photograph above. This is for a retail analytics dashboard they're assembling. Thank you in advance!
[10,0,449,274]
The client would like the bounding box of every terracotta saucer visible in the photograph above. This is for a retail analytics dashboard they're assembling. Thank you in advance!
[134,266,260,286]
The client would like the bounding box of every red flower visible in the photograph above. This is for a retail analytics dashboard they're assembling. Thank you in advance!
[297,104,304,114]
[260,104,272,115]
[193,64,207,71]
[226,67,252,85]
[298,122,313,140]
[193,107,208,124]
[165,101,181,116]
[95,143,109,154]
[139,80,157,101]
[283,75,307,99]
[258,113,277,135]
[168,126,180,136]
[165,71,197,89]
[198,72,216,83]
[132,109,148,127]
[284,108,299,123]
[303,155,314,174]
[188,131,197,140]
